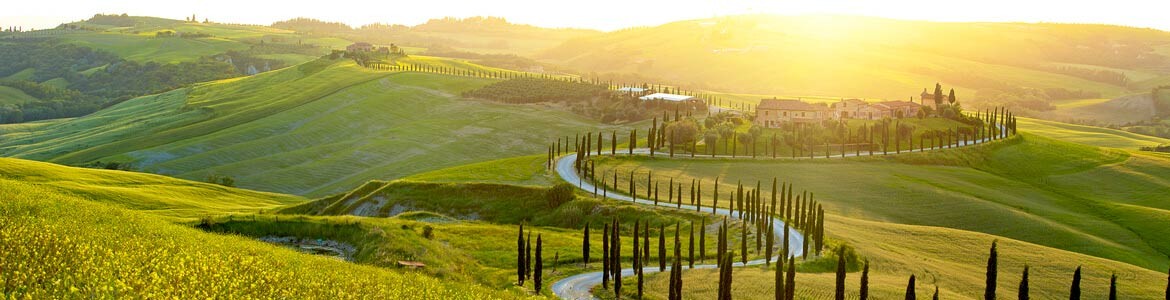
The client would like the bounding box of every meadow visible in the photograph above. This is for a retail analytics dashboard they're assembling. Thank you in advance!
[0,162,516,299]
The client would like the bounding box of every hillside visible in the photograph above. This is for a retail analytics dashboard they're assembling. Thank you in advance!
[541,15,1170,108]
[589,133,1170,271]
[0,58,630,196]
[0,161,517,299]
[0,157,303,218]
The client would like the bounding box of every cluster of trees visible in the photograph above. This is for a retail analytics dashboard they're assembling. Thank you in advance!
[86,14,138,27]
[464,77,610,104]
[1042,65,1129,86]
[0,42,237,123]
[421,46,542,71]
[0,80,102,123]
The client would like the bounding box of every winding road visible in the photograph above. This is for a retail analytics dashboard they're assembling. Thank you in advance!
[549,129,1008,299]
[550,154,805,300]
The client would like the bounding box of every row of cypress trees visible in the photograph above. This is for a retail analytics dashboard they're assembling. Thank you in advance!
[834,240,1168,300]
[547,106,1020,171]
[516,223,544,293]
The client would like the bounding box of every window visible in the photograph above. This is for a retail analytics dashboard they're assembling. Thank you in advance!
[783,111,788,117]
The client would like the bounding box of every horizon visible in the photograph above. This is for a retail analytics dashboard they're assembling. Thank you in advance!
[2,0,1168,32]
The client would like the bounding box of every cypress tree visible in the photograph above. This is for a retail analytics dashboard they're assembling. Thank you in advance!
[518,223,525,285]
[741,219,748,264]
[535,234,543,292]
[933,286,939,300]
[526,231,533,279]
[1070,266,1081,300]
[765,218,774,266]
[659,225,667,272]
[713,177,720,214]
[860,260,870,300]
[688,223,695,268]
[612,131,617,155]
[1019,265,1029,300]
[775,250,785,300]
[643,223,650,263]
[613,219,621,298]
[583,223,591,267]
[633,221,640,276]
[699,219,707,263]
[602,223,609,289]
[906,275,917,300]
[835,246,847,300]
[782,223,790,261]
[986,241,998,300]
[785,256,796,300]
[1109,273,1118,300]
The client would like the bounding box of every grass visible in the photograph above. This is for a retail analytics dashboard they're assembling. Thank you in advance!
[0,178,517,299]
[0,86,37,105]
[0,157,303,218]
[630,215,1169,299]
[1018,117,1170,149]
[590,134,1170,271]
[0,58,631,197]
[402,154,555,186]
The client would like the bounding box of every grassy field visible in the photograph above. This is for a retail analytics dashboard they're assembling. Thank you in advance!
[0,157,302,218]
[52,18,346,64]
[590,134,1170,272]
[0,176,518,299]
[0,58,630,197]
[1018,117,1170,149]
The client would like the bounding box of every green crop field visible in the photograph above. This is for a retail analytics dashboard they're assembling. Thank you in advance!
[0,58,631,197]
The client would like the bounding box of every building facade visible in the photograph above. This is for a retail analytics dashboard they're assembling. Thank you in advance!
[756,98,829,128]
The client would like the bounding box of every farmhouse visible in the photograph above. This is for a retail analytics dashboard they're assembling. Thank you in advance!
[756,98,829,127]
[873,101,921,119]
[920,89,939,110]
[346,42,374,52]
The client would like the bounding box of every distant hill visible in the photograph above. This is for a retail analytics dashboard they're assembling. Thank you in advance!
[273,16,599,56]
[540,15,1170,111]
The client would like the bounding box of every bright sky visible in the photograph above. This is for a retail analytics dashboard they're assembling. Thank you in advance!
[2,0,1166,32]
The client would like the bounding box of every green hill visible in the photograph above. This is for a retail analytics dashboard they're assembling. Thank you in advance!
[0,157,303,218]
[541,15,1170,103]
[53,15,347,64]
[0,86,37,105]
[0,58,629,196]
[0,160,517,299]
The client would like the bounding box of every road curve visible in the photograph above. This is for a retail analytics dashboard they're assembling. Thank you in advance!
[550,154,805,300]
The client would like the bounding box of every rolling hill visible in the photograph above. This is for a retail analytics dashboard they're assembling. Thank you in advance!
[540,15,1170,106]
[0,57,630,197]
[0,157,521,299]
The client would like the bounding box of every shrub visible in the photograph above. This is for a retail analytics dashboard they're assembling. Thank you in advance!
[546,183,576,208]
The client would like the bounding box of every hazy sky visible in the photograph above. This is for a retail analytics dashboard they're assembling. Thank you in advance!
[2,0,1166,31]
